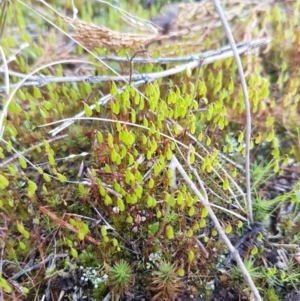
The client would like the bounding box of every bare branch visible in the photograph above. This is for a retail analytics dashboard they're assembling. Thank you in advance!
[0,39,269,92]
[169,155,262,301]
[212,0,254,225]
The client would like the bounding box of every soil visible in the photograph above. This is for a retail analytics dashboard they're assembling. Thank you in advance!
[284,289,300,301]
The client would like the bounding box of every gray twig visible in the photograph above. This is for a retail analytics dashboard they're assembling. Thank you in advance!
[47,39,269,137]
[212,0,254,225]
[0,40,269,93]
[9,253,67,281]
[169,155,262,301]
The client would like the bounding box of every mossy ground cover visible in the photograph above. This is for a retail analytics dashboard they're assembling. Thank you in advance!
[1,0,300,300]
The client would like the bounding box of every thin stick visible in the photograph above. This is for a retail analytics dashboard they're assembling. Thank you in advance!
[9,253,67,281]
[0,39,269,92]
[169,155,262,301]
[0,134,67,168]
[0,46,9,95]
[212,0,253,224]
[47,40,268,137]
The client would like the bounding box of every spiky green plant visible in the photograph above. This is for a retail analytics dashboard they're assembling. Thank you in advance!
[229,258,261,284]
[108,260,133,299]
[264,287,281,301]
[150,261,182,301]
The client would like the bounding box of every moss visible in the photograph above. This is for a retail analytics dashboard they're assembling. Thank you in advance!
[1,0,300,300]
